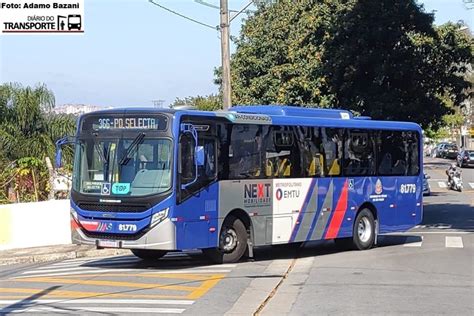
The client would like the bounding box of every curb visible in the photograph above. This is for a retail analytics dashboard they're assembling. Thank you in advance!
[0,247,131,266]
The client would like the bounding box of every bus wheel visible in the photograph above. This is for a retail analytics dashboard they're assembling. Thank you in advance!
[353,209,375,250]
[203,216,247,264]
[130,249,167,260]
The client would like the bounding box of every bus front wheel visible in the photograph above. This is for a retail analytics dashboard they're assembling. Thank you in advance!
[131,249,167,260]
[353,208,375,250]
[203,216,247,264]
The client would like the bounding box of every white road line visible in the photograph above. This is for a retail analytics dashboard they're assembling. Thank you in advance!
[49,258,141,268]
[0,299,194,305]
[12,269,138,279]
[445,236,464,248]
[13,267,232,279]
[23,266,112,274]
[403,236,423,247]
[469,183,474,189]
[389,231,471,235]
[437,181,447,188]
[0,306,185,314]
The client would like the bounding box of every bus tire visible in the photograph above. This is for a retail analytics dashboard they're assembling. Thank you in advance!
[130,249,167,260]
[353,208,375,250]
[203,216,247,264]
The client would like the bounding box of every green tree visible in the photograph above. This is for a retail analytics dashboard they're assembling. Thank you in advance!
[229,0,473,129]
[170,94,222,111]
[0,83,76,202]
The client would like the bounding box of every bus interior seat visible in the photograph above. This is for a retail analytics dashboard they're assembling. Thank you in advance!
[131,169,170,195]
[328,159,340,175]
[308,155,322,176]
[277,158,291,177]
[265,160,273,177]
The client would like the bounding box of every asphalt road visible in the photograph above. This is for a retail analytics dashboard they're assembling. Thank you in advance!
[0,159,472,315]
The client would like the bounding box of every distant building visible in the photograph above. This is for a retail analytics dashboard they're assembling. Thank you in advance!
[52,104,113,115]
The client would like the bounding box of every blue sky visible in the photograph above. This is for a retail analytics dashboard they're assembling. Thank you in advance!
[0,0,472,108]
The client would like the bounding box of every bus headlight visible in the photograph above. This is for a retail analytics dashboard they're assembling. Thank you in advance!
[151,208,169,227]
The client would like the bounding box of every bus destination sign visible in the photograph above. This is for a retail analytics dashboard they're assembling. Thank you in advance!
[81,115,168,132]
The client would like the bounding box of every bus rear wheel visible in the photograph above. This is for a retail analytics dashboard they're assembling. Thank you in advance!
[203,216,247,264]
[131,249,167,260]
[353,208,375,250]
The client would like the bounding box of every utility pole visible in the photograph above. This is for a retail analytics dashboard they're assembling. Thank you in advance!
[220,0,232,110]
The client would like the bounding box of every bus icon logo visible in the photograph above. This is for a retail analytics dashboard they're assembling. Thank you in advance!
[101,183,111,195]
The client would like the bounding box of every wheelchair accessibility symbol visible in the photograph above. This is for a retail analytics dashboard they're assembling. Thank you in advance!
[348,179,355,191]
[101,183,111,195]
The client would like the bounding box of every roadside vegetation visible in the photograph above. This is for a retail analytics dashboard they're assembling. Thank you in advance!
[0,83,76,204]
[180,0,473,138]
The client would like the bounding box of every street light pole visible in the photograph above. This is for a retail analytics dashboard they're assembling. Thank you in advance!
[220,0,232,110]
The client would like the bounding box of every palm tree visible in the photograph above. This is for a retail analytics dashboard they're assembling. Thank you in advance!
[0,83,76,161]
[0,83,77,202]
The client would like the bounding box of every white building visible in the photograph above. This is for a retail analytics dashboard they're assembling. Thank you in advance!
[52,104,113,115]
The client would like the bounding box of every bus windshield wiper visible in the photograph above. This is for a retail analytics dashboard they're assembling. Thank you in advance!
[92,134,107,163]
[119,133,146,165]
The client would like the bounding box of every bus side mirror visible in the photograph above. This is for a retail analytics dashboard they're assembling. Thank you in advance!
[55,136,75,168]
[55,147,63,168]
[196,146,205,166]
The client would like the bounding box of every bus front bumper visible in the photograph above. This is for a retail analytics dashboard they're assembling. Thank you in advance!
[71,218,177,251]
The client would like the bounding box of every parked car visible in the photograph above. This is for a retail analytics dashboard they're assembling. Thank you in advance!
[423,173,431,196]
[457,149,474,168]
[431,142,449,157]
[436,143,458,159]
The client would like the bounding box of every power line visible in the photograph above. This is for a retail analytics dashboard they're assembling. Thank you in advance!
[148,0,217,30]
[229,1,254,23]
[194,0,239,13]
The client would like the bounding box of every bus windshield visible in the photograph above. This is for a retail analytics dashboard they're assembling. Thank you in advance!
[73,137,172,197]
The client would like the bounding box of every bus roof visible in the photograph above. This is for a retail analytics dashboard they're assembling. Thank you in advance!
[80,106,421,132]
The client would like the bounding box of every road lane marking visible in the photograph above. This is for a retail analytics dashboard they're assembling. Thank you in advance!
[445,236,464,248]
[0,306,185,314]
[50,258,140,268]
[403,236,423,247]
[24,266,114,274]
[0,299,194,305]
[437,181,447,188]
[0,288,193,299]
[12,277,199,292]
[12,269,138,279]
[469,183,474,189]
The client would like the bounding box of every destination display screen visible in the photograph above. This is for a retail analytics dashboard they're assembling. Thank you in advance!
[81,114,169,132]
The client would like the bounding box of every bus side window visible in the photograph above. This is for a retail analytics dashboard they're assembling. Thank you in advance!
[321,128,343,176]
[344,130,376,176]
[376,131,419,176]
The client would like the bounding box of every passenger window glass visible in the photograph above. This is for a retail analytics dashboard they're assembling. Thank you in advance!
[179,133,195,184]
[229,125,263,179]
[321,128,343,176]
[344,130,376,176]
[376,131,419,176]
[296,127,323,177]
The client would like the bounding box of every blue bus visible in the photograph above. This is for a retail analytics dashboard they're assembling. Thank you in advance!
[61,106,423,263]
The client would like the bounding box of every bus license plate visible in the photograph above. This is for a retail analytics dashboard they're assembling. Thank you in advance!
[97,240,119,248]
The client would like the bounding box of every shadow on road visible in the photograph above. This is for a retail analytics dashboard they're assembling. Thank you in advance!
[421,201,474,232]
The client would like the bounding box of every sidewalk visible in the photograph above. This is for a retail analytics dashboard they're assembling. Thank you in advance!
[0,244,130,266]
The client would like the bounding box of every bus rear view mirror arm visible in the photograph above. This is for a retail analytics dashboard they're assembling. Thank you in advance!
[55,136,76,168]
